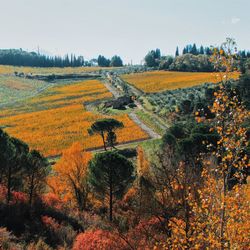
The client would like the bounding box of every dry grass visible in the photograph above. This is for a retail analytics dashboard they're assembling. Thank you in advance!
[121,71,240,93]
[0,79,148,156]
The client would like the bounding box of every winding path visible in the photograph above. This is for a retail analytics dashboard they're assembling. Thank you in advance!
[128,112,161,139]
[103,80,121,98]
[102,75,162,139]
[48,76,162,162]
[2,73,163,162]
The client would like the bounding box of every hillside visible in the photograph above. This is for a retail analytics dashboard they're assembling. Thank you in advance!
[0,79,149,156]
[0,40,249,249]
[121,71,240,93]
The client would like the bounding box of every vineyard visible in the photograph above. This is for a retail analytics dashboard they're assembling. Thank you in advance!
[0,75,49,105]
[0,65,114,75]
[121,71,240,93]
[0,79,148,156]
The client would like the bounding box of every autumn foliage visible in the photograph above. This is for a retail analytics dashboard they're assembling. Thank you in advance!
[73,230,125,250]
[122,71,240,93]
[48,142,92,210]
[0,65,110,75]
[0,80,148,156]
[0,39,249,249]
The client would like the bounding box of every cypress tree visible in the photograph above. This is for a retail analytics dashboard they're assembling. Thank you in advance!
[191,43,198,55]
[175,46,179,57]
[200,45,205,54]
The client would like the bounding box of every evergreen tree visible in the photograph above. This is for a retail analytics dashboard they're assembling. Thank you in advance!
[200,45,205,54]
[144,51,157,67]
[110,55,123,67]
[155,48,161,59]
[88,118,124,151]
[0,129,16,202]
[97,55,110,67]
[205,47,212,55]
[25,150,49,207]
[0,49,85,67]
[175,46,179,57]
[88,151,134,221]
[7,138,29,204]
[191,43,198,55]
[187,45,192,53]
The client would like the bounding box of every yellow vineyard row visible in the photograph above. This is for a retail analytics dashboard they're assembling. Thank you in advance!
[0,80,148,156]
[121,71,240,93]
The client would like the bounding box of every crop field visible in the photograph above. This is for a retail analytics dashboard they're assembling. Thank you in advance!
[0,79,148,156]
[121,71,240,93]
[0,65,114,75]
[0,75,49,105]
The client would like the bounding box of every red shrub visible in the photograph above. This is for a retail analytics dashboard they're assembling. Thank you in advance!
[0,185,28,204]
[73,229,125,250]
[41,216,61,231]
[42,193,64,210]
[126,217,166,249]
[10,191,28,205]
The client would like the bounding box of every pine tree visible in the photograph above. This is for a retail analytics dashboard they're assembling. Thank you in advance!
[88,119,124,151]
[191,43,198,55]
[175,46,179,57]
[88,151,134,221]
[200,45,205,54]
[155,48,161,59]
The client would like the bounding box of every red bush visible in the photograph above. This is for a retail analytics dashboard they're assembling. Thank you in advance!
[73,229,125,250]
[126,217,166,249]
[42,193,64,210]
[41,216,61,231]
[10,191,28,205]
[0,185,28,205]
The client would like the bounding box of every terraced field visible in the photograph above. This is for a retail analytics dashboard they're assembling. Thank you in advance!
[0,79,148,156]
[121,71,240,93]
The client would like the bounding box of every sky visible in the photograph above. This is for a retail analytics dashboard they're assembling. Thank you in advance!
[0,0,249,64]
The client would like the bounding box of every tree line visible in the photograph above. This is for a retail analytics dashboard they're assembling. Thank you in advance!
[177,43,250,57]
[144,44,250,72]
[0,49,85,68]
[0,49,124,68]
[97,55,123,67]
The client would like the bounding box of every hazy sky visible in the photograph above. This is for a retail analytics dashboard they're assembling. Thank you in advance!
[0,0,249,64]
